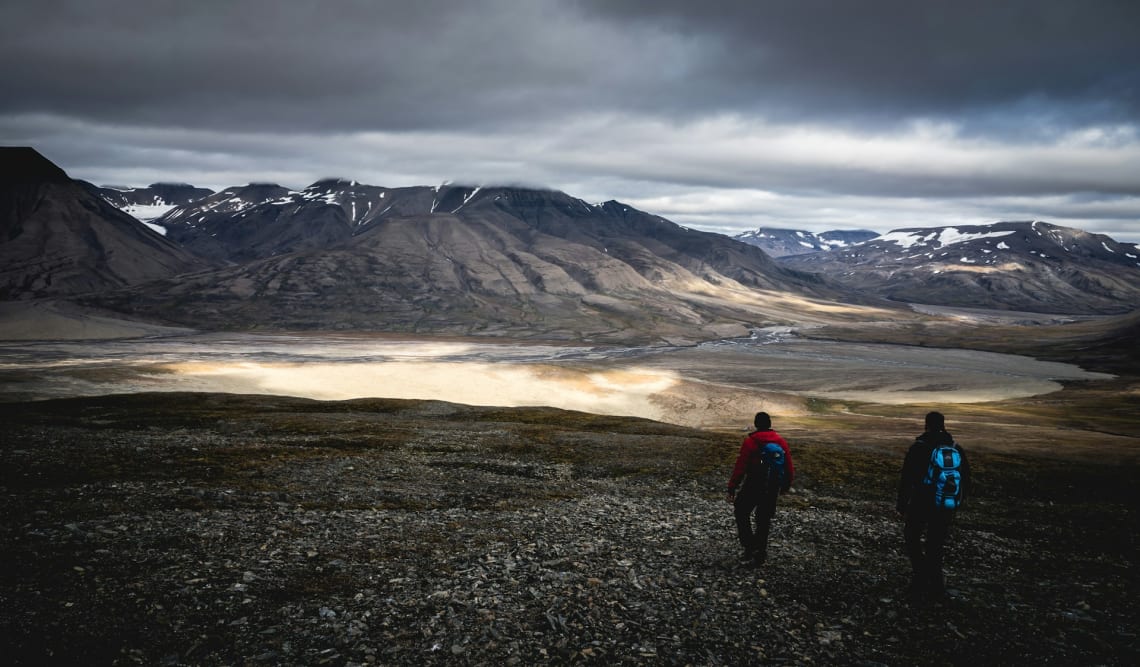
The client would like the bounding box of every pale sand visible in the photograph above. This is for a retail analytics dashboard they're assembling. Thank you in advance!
[0,346,1108,430]
[125,361,805,429]
[0,307,1114,429]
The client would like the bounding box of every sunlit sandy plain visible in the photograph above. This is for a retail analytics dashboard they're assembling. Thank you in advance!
[1,298,1134,466]
[0,326,1112,430]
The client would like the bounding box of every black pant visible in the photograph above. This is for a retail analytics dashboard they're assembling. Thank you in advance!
[904,506,954,591]
[734,488,777,556]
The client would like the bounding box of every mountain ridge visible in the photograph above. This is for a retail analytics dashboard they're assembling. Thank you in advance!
[734,227,879,257]
[780,220,1140,314]
[80,181,890,343]
[7,148,1137,339]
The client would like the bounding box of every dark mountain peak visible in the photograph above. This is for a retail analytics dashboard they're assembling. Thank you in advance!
[427,185,599,218]
[482,191,627,229]
[294,179,398,207]
[735,227,880,257]
[220,183,291,202]
[228,183,289,201]
[819,229,880,245]
[93,182,214,216]
[1,150,208,300]
[504,186,571,204]
[159,184,291,227]
[429,184,481,213]
[306,178,359,192]
[155,181,369,263]
[1,147,72,185]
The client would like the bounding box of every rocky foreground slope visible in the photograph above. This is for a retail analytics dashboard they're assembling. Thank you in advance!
[1,393,1134,666]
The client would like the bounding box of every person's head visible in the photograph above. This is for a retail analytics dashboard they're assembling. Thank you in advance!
[925,411,946,433]
[754,411,772,431]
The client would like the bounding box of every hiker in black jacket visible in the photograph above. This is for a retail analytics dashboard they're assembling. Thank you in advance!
[897,411,971,599]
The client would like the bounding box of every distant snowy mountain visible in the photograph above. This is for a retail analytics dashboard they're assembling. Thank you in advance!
[734,228,879,257]
[90,182,214,232]
[780,221,1140,314]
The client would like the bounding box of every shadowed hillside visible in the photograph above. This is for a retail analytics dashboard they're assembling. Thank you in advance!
[0,148,209,300]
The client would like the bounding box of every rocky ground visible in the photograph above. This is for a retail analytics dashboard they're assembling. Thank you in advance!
[1,392,1136,666]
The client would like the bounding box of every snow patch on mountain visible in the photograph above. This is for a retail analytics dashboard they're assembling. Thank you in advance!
[124,203,179,221]
[879,228,1016,250]
[734,228,879,257]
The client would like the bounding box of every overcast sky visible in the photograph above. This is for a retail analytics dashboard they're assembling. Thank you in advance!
[3,0,1139,241]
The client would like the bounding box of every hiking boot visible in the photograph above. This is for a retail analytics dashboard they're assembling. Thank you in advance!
[738,549,755,564]
[753,550,767,566]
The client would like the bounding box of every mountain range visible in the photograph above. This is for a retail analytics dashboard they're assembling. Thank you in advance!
[779,222,1140,315]
[3,147,1138,341]
[84,183,874,342]
[734,228,879,257]
[3,149,883,343]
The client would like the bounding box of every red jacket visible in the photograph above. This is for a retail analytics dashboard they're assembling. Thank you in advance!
[727,430,794,492]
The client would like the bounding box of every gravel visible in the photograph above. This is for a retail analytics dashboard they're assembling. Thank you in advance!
[1,393,1135,665]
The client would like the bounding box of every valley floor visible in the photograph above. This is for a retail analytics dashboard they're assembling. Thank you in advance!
[0,327,1114,431]
[1,393,1135,665]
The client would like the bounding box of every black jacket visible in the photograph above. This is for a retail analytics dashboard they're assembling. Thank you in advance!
[897,430,971,514]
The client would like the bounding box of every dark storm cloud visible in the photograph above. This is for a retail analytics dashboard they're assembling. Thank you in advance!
[0,0,691,132]
[2,0,1138,241]
[12,0,1134,136]
[575,0,1140,132]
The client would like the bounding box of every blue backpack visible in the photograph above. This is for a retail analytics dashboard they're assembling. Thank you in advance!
[748,442,788,492]
[924,444,963,509]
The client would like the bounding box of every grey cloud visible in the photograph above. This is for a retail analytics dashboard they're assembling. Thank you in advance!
[575,0,1140,132]
[4,0,1137,137]
[0,0,687,132]
[2,0,1137,242]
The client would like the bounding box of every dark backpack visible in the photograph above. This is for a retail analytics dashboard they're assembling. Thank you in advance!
[747,442,788,492]
[923,444,963,510]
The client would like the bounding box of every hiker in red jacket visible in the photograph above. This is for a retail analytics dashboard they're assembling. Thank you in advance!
[726,412,794,566]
